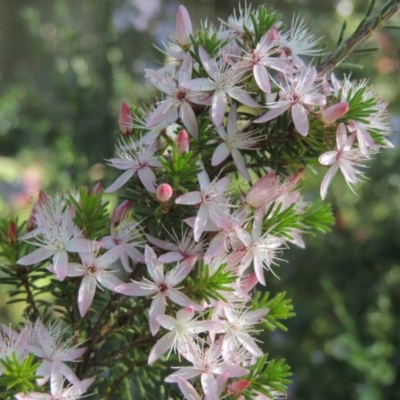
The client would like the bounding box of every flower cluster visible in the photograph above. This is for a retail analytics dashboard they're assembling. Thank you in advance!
[1,2,393,399]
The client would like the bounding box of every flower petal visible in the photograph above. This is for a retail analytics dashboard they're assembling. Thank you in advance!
[292,103,309,136]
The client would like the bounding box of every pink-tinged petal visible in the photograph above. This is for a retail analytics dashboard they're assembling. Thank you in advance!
[254,103,291,123]
[137,166,156,193]
[61,346,87,362]
[145,69,174,96]
[204,233,227,262]
[180,102,198,140]
[176,6,193,48]
[336,123,347,150]
[182,78,215,91]
[119,253,132,272]
[243,308,269,324]
[189,320,222,334]
[149,295,167,335]
[215,125,227,141]
[177,378,202,400]
[292,104,309,136]
[125,246,145,264]
[302,66,317,91]
[237,331,264,356]
[228,88,259,108]
[320,164,339,200]
[321,102,349,124]
[50,359,63,393]
[147,102,179,128]
[215,364,249,377]
[165,368,200,382]
[176,307,195,324]
[318,150,338,166]
[66,238,100,253]
[100,236,116,249]
[254,64,271,93]
[169,289,203,311]
[178,53,193,83]
[212,143,230,166]
[145,234,179,251]
[36,360,52,385]
[97,246,124,269]
[64,263,86,277]
[107,158,134,170]
[226,104,238,136]
[213,176,231,194]
[202,372,218,400]
[156,314,178,330]
[197,164,210,191]
[211,90,228,127]
[254,257,266,285]
[194,204,209,242]
[148,331,176,364]
[104,169,135,193]
[145,245,164,281]
[199,46,217,78]
[97,272,125,292]
[175,191,202,205]
[17,247,55,266]
[235,227,253,247]
[231,148,251,181]
[159,251,185,263]
[78,275,96,317]
[216,371,230,395]
[52,250,69,281]
[115,280,157,296]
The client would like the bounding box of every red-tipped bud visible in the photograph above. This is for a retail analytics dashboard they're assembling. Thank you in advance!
[176,5,192,49]
[93,182,103,195]
[111,200,133,227]
[7,221,18,245]
[176,129,190,155]
[119,101,133,136]
[245,173,280,209]
[156,183,173,202]
[228,380,249,394]
[38,190,49,206]
[321,102,349,124]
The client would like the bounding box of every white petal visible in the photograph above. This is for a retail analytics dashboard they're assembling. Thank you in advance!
[148,332,176,364]
[211,143,230,166]
[254,64,271,93]
[292,103,309,136]
[138,166,156,193]
[104,169,135,193]
[175,191,202,205]
[319,151,338,166]
[254,103,291,123]
[211,90,228,127]
[320,164,339,200]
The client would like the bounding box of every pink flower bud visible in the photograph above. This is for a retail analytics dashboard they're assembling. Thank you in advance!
[111,200,133,227]
[176,129,190,154]
[93,182,103,195]
[321,102,349,124]
[119,101,133,136]
[228,380,249,394]
[38,190,49,206]
[245,173,280,208]
[7,221,18,245]
[176,5,192,49]
[156,183,173,202]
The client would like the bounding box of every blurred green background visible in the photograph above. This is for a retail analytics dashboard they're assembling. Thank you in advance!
[0,0,399,399]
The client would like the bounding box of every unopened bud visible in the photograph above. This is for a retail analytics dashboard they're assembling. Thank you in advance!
[176,129,190,154]
[228,380,249,394]
[93,182,103,195]
[111,200,133,226]
[321,102,349,124]
[7,221,18,245]
[119,101,133,136]
[176,5,192,50]
[245,173,280,208]
[156,184,173,202]
[38,190,49,206]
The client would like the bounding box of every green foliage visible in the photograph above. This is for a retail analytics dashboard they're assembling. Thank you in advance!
[242,355,292,399]
[262,203,302,239]
[249,6,282,44]
[190,30,229,60]
[0,353,42,398]
[301,200,335,236]
[69,188,110,240]
[159,145,201,195]
[251,291,295,332]
[184,262,237,303]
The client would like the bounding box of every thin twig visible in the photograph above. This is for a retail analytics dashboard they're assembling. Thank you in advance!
[317,0,400,75]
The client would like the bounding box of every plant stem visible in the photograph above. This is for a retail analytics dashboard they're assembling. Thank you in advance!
[317,0,400,75]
